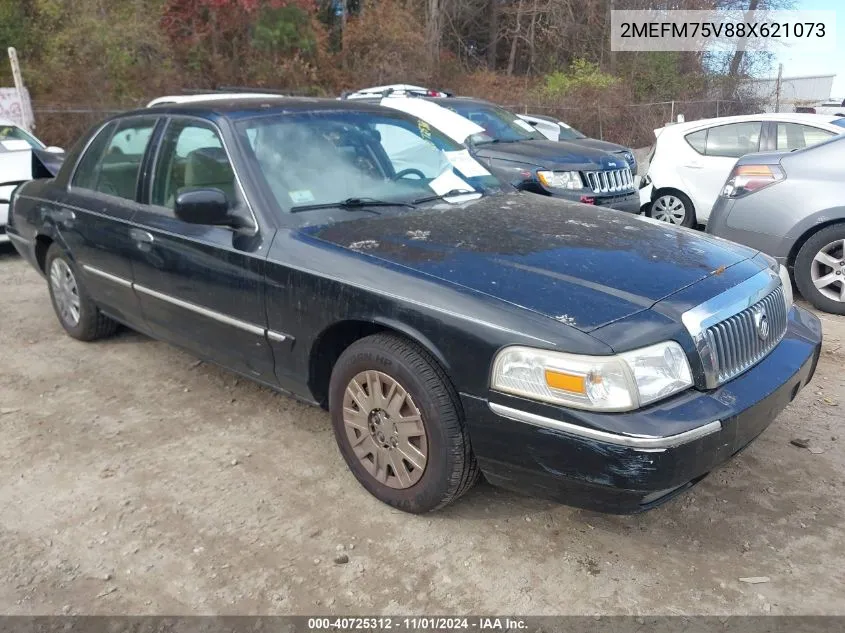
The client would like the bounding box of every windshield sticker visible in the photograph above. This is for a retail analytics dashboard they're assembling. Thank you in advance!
[417,120,432,141]
[428,171,481,201]
[514,119,535,132]
[289,190,315,204]
[444,150,491,178]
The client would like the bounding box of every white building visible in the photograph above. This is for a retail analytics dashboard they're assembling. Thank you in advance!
[742,74,836,113]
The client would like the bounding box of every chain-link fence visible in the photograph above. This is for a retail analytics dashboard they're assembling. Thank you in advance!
[502,99,763,148]
[32,98,766,151]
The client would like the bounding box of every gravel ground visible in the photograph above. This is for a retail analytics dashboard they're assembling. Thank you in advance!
[1,244,844,616]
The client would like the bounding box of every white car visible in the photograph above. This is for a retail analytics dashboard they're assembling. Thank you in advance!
[1,119,62,245]
[342,84,450,100]
[642,112,845,227]
[146,92,288,107]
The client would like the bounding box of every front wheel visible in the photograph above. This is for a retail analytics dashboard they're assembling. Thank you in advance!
[328,333,479,513]
[794,224,845,315]
[649,190,696,228]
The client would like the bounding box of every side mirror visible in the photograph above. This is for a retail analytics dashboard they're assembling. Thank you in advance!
[45,146,64,154]
[174,188,231,226]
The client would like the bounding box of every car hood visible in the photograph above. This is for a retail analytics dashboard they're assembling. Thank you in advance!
[474,139,626,171]
[567,138,628,155]
[299,193,763,332]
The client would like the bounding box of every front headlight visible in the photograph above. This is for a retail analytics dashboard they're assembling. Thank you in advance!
[491,342,693,412]
[778,264,794,311]
[537,170,583,190]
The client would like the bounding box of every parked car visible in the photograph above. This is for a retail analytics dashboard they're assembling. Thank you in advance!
[708,134,845,314]
[1,119,62,244]
[517,113,637,174]
[642,113,845,227]
[795,99,845,117]
[372,95,640,213]
[342,84,452,100]
[7,97,821,514]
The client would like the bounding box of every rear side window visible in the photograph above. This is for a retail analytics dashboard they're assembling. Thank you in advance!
[776,123,836,150]
[684,129,707,154]
[704,122,762,158]
[71,122,116,190]
[832,118,845,129]
[72,118,157,201]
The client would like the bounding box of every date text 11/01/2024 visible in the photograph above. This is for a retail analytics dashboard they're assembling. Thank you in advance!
[306,617,528,631]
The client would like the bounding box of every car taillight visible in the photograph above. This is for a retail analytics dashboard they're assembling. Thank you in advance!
[721,164,785,198]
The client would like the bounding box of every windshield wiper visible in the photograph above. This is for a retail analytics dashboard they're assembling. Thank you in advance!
[413,189,479,205]
[290,197,416,214]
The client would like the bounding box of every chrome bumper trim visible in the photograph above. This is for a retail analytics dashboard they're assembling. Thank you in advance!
[488,402,722,449]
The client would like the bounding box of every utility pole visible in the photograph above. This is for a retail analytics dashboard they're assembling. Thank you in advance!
[7,47,34,131]
[774,63,783,113]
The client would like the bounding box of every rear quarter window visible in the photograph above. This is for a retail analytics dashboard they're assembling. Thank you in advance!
[684,129,707,154]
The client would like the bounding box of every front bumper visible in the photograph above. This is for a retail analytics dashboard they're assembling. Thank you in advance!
[0,203,8,244]
[463,306,822,513]
[553,190,640,214]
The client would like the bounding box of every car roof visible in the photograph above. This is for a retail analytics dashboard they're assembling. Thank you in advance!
[659,112,845,135]
[146,93,289,107]
[133,96,401,121]
[0,117,20,127]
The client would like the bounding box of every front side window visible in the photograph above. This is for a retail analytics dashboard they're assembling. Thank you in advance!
[151,120,236,210]
[776,123,836,150]
[704,122,762,158]
[237,110,502,213]
[0,125,45,150]
[443,101,545,144]
[72,118,156,201]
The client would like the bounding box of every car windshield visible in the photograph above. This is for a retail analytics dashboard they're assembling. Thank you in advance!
[442,102,545,144]
[0,125,45,150]
[237,110,504,212]
[557,123,586,141]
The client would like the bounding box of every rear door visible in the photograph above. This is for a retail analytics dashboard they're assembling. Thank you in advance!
[130,116,275,381]
[680,121,762,222]
[57,116,160,328]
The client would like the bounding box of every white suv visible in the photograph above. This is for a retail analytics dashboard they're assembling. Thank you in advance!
[643,113,845,227]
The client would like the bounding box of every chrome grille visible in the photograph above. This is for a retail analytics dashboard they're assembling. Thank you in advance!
[704,286,788,386]
[582,168,634,194]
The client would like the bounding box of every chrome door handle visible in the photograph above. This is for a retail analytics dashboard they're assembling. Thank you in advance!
[129,228,154,244]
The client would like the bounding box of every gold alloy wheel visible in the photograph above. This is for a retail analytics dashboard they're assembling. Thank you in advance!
[342,370,428,489]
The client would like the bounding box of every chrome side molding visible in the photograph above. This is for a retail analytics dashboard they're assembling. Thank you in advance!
[81,264,289,343]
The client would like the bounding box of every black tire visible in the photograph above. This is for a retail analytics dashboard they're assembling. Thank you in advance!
[328,333,480,513]
[45,243,119,340]
[648,189,696,228]
[793,224,845,315]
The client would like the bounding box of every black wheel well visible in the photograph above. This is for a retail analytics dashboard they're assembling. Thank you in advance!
[787,219,845,269]
[308,320,388,408]
[34,234,54,273]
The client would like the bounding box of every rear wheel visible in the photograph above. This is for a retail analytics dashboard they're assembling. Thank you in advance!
[649,190,696,228]
[794,224,845,315]
[45,243,118,340]
[328,333,479,513]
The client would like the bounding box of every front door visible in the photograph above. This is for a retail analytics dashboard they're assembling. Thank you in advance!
[130,116,275,381]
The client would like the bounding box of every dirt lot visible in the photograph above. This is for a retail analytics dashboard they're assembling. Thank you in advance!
[1,244,844,616]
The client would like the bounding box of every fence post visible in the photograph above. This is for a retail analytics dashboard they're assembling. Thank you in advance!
[670,100,675,123]
[716,99,720,117]
[598,107,603,140]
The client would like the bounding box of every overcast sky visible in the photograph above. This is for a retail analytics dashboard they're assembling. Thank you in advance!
[773,0,843,99]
